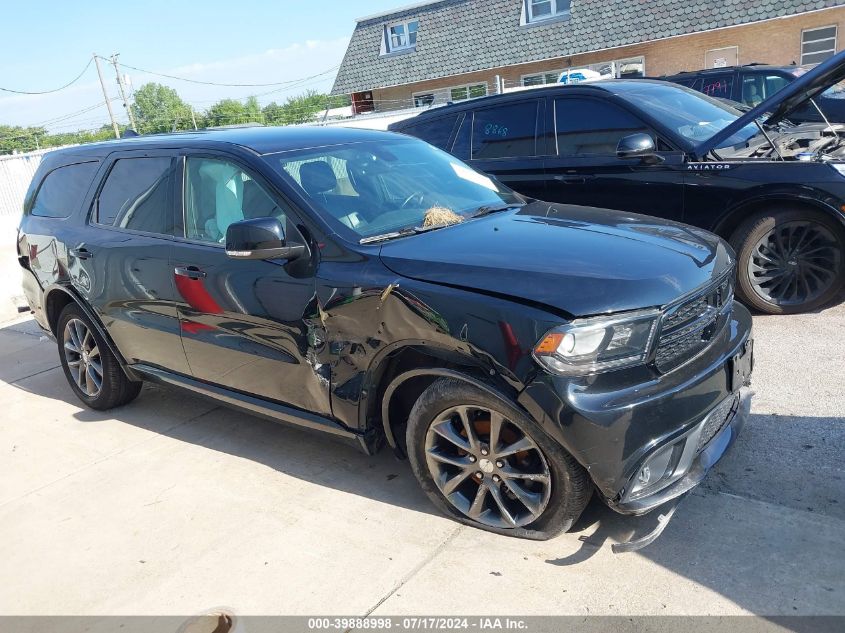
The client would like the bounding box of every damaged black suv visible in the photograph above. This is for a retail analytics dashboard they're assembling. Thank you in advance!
[17,125,752,541]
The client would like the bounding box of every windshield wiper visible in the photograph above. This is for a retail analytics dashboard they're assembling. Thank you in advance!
[359,223,450,244]
[469,203,520,218]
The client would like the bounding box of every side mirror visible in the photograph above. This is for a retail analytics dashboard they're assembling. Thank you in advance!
[225,217,305,261]
[616,133,661,162]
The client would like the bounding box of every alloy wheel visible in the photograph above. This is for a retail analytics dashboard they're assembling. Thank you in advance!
[63,318,103,398]
[424,405,552,529]
[747,220,841,306]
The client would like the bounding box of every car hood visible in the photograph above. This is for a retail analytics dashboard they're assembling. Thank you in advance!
[696,50,845,157]
[378,202,733,318]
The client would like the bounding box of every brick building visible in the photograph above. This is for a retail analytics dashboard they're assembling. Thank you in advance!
[331,0,845,113]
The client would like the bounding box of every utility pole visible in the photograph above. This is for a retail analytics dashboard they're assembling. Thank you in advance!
[190,106,198,130]
[94,54,120,139]
[110,54,138,132]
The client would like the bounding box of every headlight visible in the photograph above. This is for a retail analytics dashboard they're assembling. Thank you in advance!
[533,309,660,375]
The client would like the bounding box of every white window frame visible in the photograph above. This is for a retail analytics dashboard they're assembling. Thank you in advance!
[384,19,419,53]
[521,70,565,86]
[449,82,488,102]
[525,0,570,24]
[801,25,837,66]
[412,92,435,108]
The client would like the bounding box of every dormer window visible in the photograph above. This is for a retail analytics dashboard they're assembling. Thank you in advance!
[384,19,418,53]
[524,0,571,24]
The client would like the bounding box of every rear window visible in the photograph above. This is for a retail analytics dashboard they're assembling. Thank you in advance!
[398,114,459,150]
[30,162,98,218]
[700,74,734,99]
[96,157,177,235]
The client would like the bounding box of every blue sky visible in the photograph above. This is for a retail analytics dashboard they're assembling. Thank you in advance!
[0,0,404,130]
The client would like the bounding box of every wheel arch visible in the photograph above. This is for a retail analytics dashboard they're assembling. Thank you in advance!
[361,342,522,458]
[713,194,845,242]
[43,285,137,378]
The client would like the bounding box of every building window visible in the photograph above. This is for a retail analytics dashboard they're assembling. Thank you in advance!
[413,93,435,108]
[384,19,418,53]
[801,26,837,65]
[450,83,487,102]
[524,0,571,24]
[522,71,563,86]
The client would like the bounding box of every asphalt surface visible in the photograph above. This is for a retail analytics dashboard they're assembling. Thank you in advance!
[0,231,842,617]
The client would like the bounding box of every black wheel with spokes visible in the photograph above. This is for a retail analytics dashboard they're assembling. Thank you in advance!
[731,207,845,314]
[407,378,591,539]
[57,303,142,410]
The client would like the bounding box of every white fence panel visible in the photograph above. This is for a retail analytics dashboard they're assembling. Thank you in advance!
[0,147,75,219]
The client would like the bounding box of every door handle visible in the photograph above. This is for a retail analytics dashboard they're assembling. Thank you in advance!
[553,175,586,184]
[174,266,207,280]
[70,247,93,260]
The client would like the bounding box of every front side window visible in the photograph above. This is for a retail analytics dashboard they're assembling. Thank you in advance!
[554,98,648,156]
[31,161,98,218]
[801,25,837,65]
[740,73,790,107]
[525,0,570,23]
[385,19,418,52]
[184,157,287,244]
[267,139,522,240]
[96,157,176,234]
[472,101,539,159]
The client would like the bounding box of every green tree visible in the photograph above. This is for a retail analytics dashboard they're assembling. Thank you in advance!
[131,82,194,134]
[262,101,285,125]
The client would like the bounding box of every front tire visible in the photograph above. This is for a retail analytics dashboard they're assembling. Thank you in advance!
[406,378,591,540]
[57,303,142,410]
[730,207,845,314]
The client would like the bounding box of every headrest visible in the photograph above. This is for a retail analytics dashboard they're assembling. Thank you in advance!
[299,161,337,196]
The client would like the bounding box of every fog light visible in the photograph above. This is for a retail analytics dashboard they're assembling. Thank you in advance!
[628,441,684,499]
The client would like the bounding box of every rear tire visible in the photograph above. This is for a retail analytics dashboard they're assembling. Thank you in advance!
[730,207,845,314]
[57,303,142,410]
[406,378,591,540]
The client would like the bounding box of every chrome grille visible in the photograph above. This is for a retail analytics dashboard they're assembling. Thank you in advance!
[696,393,739,453]
[654,274,734,373]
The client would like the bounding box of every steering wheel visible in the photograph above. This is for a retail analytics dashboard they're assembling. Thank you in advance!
[400,192,426,209]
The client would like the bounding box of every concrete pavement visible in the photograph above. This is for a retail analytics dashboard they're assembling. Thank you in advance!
[0,262,843,616]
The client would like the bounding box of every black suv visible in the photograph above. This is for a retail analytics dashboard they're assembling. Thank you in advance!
[662,64,845,123]
[17,126,752,540]
[390,51,845,315]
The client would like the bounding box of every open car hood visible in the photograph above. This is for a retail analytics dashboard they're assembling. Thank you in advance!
[695,49,845,158]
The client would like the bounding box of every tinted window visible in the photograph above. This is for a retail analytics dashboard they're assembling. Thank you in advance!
[471,101,538,159]
[740,73,790,106]
[399,114,459,150]
[97,158,176,234]
[554,98,648,156]
[31,162,98,218]
[185,157,287,244]
[451,113,472,160]
[700,74,734,99]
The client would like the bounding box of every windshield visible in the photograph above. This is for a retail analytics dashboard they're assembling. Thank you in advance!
[265,139,522,239]
[612,82,760,149]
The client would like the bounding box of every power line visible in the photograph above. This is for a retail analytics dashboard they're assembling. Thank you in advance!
[112,58,339,88]
[0,58,93,95]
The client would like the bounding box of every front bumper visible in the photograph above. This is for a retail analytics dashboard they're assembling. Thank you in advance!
[612,386,751,514]
[518,301,753,515]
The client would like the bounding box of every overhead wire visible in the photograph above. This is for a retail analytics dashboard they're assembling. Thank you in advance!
[0,58,93,95]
